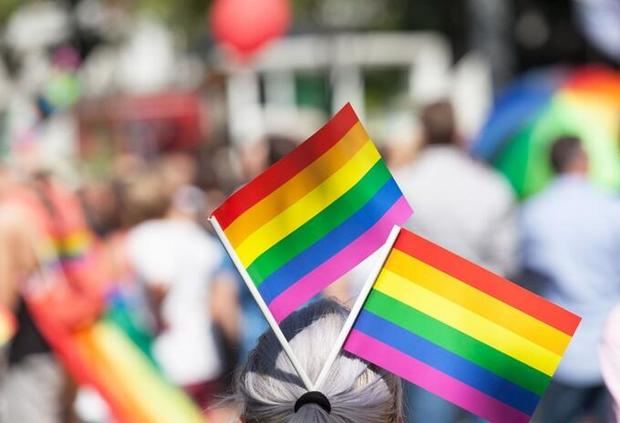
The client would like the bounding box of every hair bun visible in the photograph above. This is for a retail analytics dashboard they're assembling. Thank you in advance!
[294,391,331,414]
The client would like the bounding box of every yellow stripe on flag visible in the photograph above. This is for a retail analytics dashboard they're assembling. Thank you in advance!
[92,323,203,423]
[75,322,203,423]
[0,311,15,345]
[225,122,369,247]
[385,249,572,355]
[374,270,562,375]
[235,140,381,267]
[62,231,91,254]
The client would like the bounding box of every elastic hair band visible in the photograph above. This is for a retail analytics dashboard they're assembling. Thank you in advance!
[294,391,331,414]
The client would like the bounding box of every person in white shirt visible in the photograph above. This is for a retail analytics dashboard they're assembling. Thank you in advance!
[396,100,518,423]
[126,176,239,411]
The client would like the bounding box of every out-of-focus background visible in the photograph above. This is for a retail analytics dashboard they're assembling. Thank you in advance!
[0,0,619,422]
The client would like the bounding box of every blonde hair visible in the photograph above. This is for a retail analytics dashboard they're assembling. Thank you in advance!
[234,299,404,423]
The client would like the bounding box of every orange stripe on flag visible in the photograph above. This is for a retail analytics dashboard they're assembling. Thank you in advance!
[394,230,581,335]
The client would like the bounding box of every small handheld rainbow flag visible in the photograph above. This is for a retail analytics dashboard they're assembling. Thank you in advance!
[343,228,581,423]
[211,104,412,322]
[0,305,17,347]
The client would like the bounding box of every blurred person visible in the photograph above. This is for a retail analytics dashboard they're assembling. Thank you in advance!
[399,100,517,275]
[238,141,269,182]
[85,175,157,358]
[75,175,149,422]
[159,151,200,194]
[521,136,620,422]
[381,110,420,172]
[265,135,299,167]
[232,298,404,423]
[396,100,518,423]
[79,177,125,239]
[111,153,147,182]
[125,169,240,413]
[0,170,106,423]
[237,134,296,182]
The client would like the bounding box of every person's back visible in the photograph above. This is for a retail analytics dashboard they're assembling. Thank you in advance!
[233,299,403,423]
[125,179,239,412]
[398,101,517,422]
[398,101,517,276]
[520,136,620,421]
[521,177,620,315]
[521,137,620,383]
[128,217,225,383]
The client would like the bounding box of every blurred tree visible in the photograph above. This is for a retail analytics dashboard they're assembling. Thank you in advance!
[0,0,21,24]
[136,0,213,41]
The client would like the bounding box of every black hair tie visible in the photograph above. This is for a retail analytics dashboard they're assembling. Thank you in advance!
[294,391,331,414]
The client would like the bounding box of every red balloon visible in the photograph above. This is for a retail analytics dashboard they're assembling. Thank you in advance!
[210,0,290,60]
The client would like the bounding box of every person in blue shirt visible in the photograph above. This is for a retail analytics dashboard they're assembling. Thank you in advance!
[520,136,620,422]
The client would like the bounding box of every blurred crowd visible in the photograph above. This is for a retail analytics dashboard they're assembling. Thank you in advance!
[1,1,620,423]
[2,96,620,423]
[393,102,620,423]
[0,135,289,421]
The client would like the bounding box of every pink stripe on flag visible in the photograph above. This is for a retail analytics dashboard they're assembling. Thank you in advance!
[269,197,412,322]
[345,330,531,423]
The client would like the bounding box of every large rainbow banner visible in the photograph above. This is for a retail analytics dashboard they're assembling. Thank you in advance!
[344,228,581,423]
[211,104,412,321]
[18,182,204,423]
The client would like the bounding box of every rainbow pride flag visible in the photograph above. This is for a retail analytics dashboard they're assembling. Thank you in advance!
[344,228,581,423]
[211,104,412,321]
[70,320,203,423]
[0,305,17,347]
[18,183,204,423]
[28,277,205,423]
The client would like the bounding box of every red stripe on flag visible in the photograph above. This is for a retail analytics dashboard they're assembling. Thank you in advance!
[212,103,359,229]
[394,230,581,336]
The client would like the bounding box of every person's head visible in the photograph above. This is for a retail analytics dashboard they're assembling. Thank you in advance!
[549,136,589,175]
[238,135,298,181]
[420,100,457,147]
[159,152,199,194]
[123,167,172,226]
[234,299,403,423]
[169,184,206,222]
[79,178,125,237]
[266,135,297,167]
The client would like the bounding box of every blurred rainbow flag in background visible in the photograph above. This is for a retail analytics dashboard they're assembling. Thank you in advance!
[344,228,581,423]
[0,305,17,347]
[472,67,620,198]
[28,269,205,423]
[21,182,204,423]
[49,319,203,423]
[211,103,412,321]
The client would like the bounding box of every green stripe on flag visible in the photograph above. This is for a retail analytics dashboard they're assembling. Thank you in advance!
[248,160,392,285]
[365,290,550,395]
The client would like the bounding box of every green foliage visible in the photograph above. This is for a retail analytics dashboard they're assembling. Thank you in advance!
[135,0,213,40]
[0,0,22,24]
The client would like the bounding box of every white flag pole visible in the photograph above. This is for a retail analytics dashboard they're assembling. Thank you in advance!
[313,225,401,390]
[209,216,314,391]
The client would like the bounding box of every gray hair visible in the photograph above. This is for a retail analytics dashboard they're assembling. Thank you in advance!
[233,299,404,423]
